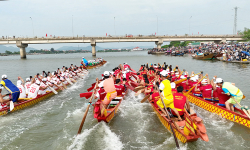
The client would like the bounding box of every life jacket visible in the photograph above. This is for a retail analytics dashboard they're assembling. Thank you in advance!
[1,79,19,94]
[161,79,173,100]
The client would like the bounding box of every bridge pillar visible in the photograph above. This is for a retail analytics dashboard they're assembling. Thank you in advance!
[155,41,163,49]
[16,41,28,59]
[91,40,96,56]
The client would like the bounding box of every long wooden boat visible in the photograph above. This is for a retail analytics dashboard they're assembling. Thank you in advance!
[184,92,250,129]
[219,59,250,64]
[93,90,127,123]
[0,83,67,116]
[86,60,107,69]
[192,53,214,60]
[147,96,208,143]
[92,80,137,123]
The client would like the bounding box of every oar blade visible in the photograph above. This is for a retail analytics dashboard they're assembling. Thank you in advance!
[140,95,150,103]
[9,101,14,111]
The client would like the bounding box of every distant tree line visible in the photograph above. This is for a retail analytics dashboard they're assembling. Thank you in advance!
[161,41,191,48]
[98,49,131,52]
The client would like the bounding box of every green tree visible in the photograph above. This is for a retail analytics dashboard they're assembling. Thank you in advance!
[50,48,55,52]
[5,50,12,54]
[238,28,250,41]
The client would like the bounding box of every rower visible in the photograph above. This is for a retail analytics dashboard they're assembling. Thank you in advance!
[28,79,48,98]
[215,78,243,111]
[82,57,88,66]
[0,84,11,107]
[24,78,31,94]
[101,71,117,109]
[149,86,160,108]
[16,77,26,98]
[157,70,182,121]
[1,74,20,103]
[114,79,125,97]
[211,77,230,107]
[171,86,190,118]
[194,74,213,101]
[189,76,202,97]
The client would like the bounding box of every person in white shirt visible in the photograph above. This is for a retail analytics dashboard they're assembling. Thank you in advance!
[28,77,48,99]
[24,78,31,94]
[16,77,26,98]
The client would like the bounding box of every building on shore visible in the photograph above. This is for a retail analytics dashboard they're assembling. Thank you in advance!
[132,47,143,51]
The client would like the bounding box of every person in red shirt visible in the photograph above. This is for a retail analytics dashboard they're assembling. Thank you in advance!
[171,86,190,117]
[114,79,125,96]
[149,86,160,108]
[195,75,213,100]
[189,76,202,97]
[211,76,230,107]
[144,80,153,95]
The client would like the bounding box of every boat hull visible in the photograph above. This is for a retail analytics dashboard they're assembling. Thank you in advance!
[192,53,214,60]
[86,60,107,69]
[150,101,199,143]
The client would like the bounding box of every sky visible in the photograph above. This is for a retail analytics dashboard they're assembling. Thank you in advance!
[0,0,250,49]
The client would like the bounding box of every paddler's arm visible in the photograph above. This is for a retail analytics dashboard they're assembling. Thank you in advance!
[18,76,25,85]
[206,74,210,84]
[185,98,191,113]
[194,85,200,92]
[39,85,49,90]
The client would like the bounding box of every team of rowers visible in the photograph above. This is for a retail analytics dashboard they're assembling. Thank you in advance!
[133,63,244,120]
[92,62,244,119]
[0,64,88,109]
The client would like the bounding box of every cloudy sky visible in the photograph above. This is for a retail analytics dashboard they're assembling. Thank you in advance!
[1,0,250,49]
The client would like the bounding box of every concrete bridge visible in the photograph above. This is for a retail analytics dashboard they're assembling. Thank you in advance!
[0,34,244,58]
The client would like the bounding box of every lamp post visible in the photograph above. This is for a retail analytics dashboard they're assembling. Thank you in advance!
[114,17,116,36]
[30,17,34,37]
[72,15,74,37]
[189,16,192,35]
[157,16,158,35]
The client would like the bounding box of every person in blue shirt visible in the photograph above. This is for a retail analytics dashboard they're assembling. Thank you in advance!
[1,75,20,103]
[82,57,88,66]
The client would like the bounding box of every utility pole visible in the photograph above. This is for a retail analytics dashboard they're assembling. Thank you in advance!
[114,17,116,36]
[72,15,74,37]
[233,7,239,35]
[157,16,158,35]
[30,17,34,37]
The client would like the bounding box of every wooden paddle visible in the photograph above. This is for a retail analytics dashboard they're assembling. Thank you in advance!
[77,82,98,135]
[9,101,14,111]
[140,95,150,103]
[155,85,180,149]
[232,97,250,119]
[184,75,207,96]
[174,71,201,85]
[133,86,145,92]
[66,78,73,85]
[48,86,58,95]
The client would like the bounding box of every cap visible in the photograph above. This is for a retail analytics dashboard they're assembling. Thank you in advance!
[215,78,223,83]
[1,74,7,79]
[17,80,22,86]
[26,78,30,82]
[171,82,176,89]
[160,70,168,77]
[36,80,40,85]
[201,79,208,84]
[42,78,47,82]
[82,57,84,58]
[180,75,186,79]
[191,77,197,81]
[103,71,110,77]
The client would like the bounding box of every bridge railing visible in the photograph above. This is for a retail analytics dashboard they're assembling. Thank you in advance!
[0,34,243,40]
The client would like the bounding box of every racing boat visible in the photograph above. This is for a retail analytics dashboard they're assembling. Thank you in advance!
[148,98,209,143]
[86,60,107,69]
[184,92,250,129]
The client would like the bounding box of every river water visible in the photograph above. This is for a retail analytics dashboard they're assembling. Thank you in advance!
[0,51,249,150]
